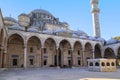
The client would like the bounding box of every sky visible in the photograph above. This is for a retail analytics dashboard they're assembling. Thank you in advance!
[0,0,120,40]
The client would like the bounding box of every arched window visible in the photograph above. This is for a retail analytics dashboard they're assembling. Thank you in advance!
[30,47,33,53]
[90,62,93,66]
[107,62,110,66]
[95,62,99,66]
[78,50,80,55]
[111,62,115,66]
[101,62,105,66]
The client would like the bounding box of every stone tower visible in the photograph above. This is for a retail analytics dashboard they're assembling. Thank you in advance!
[90,0,101,37]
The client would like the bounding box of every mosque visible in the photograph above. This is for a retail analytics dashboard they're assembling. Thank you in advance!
[0,0,120,68]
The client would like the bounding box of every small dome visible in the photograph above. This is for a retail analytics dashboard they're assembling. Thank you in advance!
[27,27,39,33]
[4,17,17,23]
[54,28,71,33]
[106,39,118,45]
[72,34,79,38]
[79,36,88,39]
[42,30,53,35]
[30,9,52,16]
[8,25,23,30]
[88,36,96,41]
[97,37,105,42]
[72,30,88,36]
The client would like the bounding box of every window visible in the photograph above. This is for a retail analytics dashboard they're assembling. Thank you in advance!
[101,62,105,66]
[78,50,80,55]
[68,50,71,55]
[13,59,18,66]
[30,47,33,53]
[107,62,110,66]
[90,62,93,66]
[44,60,47,65]
[29,59,33,65]
[95,62,99,66]
[78,60,81,65]
[111,62,115,66]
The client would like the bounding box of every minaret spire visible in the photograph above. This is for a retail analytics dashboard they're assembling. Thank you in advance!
[90,0,101,37]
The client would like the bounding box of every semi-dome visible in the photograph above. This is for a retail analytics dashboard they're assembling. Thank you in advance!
[27,27,39,33]
[30,9,53,16]
[4,17,17,23]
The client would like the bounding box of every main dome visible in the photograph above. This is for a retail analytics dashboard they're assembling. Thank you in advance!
[30,9,53,16]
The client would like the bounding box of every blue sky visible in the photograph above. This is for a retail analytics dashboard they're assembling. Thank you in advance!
[0,0,120,40]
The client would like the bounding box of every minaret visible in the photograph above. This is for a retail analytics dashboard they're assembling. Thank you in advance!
[90,0,101,37]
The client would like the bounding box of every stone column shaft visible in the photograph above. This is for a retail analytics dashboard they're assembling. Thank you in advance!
[56,48,59,67]
[24,47,27,68]
[41,47,44,67]
[71,49,73,67]
[92,49,95,59]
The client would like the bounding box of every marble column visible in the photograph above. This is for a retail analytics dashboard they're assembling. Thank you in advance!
[41,47,44,67]
[82,50,85,67]
[56,48,59,68]
[92,49,95,59]
[24,46,27,68]
[0,46,3,68]
[71,49,73,67]
[2,49,7,68]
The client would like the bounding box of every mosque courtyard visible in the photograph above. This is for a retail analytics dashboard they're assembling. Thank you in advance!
[0,68,120,80]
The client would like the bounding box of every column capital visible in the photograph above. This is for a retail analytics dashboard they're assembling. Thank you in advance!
[41,47,44,49]
[56,46,59,50]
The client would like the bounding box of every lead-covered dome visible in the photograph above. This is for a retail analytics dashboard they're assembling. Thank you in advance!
[4,17,17,23]
[4,17,17,25]
[72,30,88,36]
[30,9,53,16]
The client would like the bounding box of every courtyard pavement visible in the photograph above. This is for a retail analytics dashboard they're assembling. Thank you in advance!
[0,68,120,80]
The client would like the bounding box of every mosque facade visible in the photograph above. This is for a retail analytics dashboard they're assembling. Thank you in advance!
[0,0,120,68]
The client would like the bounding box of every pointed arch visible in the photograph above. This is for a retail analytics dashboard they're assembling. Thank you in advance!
[7,34,24,68]
[27,36,41,67]
[104,48,115,59]
[84,42,92,66]
[73,41,82,67]
[59,39,71,67]
[44,38,56,67]
[94,44,102,58]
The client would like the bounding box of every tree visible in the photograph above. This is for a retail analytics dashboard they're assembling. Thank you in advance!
[113,36,120,41]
